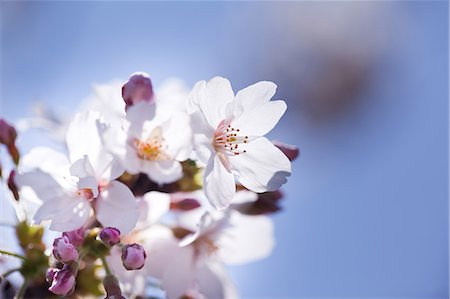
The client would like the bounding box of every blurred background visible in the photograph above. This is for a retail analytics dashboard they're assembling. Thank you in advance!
[1,1,448,298]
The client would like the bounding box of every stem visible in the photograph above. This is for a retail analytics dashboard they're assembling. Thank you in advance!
[0,250,26,260]
[14,280,27,299]
[0,267,21,282]
[100,256,112,275]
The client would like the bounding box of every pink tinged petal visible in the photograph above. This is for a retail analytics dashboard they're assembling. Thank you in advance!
[96,181,139,234]
[142,160,183,185]
[204,155,236,209]
[122,72,154,109]
[121,243,146,270]
[230,137,291,193]
[192,77,235,129]
[70,157,99,198]
[48,266,76,296]
[274,141,300,161]
[34,196,91,232]
[52,236,79,263]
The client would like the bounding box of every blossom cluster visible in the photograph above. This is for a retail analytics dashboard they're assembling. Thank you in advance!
[0,72,298,298]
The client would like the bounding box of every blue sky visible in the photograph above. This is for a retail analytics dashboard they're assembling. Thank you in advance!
[1,2,448,298]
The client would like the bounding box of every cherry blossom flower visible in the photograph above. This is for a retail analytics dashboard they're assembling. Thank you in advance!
[188,77,291,209]
[103,100,192,185]
[16,111,139,233]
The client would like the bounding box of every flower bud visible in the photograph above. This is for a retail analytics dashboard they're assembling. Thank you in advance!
[121,243,146,270]
[170,198,201,211]
[46,268,58,284]
[99,227,121,247]
[0,119,17,146]
[7,170,19,201]
[48,267,76,296]
[53,236,79,263]
[274,141,299,161]
[63,227,85,247]
[122,72,154,109]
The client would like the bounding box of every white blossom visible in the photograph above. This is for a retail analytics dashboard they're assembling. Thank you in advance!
[188,77,291,209]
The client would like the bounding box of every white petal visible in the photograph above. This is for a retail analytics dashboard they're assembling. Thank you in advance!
[70,156,96,178]
[161,111,192,161]
[96,181,139,234]
[126,101,157,138]
[155,78,189,115]
[196,262,238,299]
[142,160,183,185]
[235,81,277,112]
[15,170,68,202]
[102,125,141,175]
[218,211,275,265]
[19,147,70,177]
[232,100,286,137]
[141,191,171,225]
[34,196,91,232]
[230,137,291,192]
[204,155,236,209]
[231,190,258,204]
[67,111,123,181]
[190,77,235,129]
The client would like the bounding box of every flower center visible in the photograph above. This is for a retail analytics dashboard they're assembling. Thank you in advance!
[134,127,169,161]
[76,188,94,201]
[213,119,248,156]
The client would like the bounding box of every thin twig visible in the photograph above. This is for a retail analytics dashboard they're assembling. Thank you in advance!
[0,250,26,260]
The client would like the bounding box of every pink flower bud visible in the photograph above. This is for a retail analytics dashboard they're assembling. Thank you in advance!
[48,267,76,296]
[170,198,201,211]
[0,119,17,146]
[122,72,154,109]
[121,243,146,270]
[274,141,299,161]
[63,228,85,247]
[99,227,121,247]
[46,268,58,284]
[7,170,19,201]
[53,236,79,263]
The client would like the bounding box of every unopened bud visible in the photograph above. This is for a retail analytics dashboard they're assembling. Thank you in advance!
[99,227,121,247]
[53,236,79,263]
[48,267,76,296]
[46,268,58,284]
[7,170,19,201]
[122,72,154,109]
[274,141,299,161]
[121,243,146,270]
[170,198,201,211]
[0,119,17,146]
